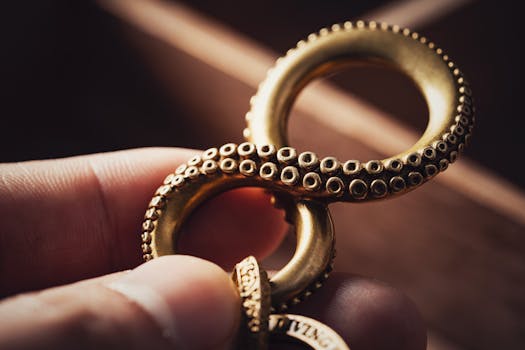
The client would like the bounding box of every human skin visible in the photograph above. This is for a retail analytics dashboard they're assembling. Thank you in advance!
[0,148,426,350]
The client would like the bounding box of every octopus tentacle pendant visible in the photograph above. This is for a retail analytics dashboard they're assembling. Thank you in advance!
[141,20,474,310]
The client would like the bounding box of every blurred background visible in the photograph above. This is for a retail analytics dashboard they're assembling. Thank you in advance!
[1,1,523,349]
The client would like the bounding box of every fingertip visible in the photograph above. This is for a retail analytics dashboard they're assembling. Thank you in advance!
[109,255,240,350]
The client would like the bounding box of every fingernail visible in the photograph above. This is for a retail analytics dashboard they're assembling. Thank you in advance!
[107,255,239,350]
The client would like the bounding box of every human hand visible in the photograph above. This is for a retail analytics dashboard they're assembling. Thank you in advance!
[0,148,426,349]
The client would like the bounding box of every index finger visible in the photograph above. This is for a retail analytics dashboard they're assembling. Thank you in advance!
[0,147,288,297]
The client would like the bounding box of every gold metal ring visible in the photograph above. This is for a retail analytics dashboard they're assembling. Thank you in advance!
[239,20,473,306]
[142,170,334,308]
[232,255,271,349]
[246,21,473,201]
[269,314,350,350]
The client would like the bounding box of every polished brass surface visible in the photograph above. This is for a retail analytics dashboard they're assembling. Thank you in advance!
[246,20,473,201]
[142,152,335,308]
[141,21,473,310]
[232,256,270,349]
[269,314,350,350]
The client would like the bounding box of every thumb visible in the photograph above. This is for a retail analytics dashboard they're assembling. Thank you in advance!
[0,256,240,350]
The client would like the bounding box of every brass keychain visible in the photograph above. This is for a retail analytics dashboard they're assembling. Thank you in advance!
[140,19,474,330]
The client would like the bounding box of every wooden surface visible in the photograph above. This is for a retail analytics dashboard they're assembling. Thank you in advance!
[100,1,525,349]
